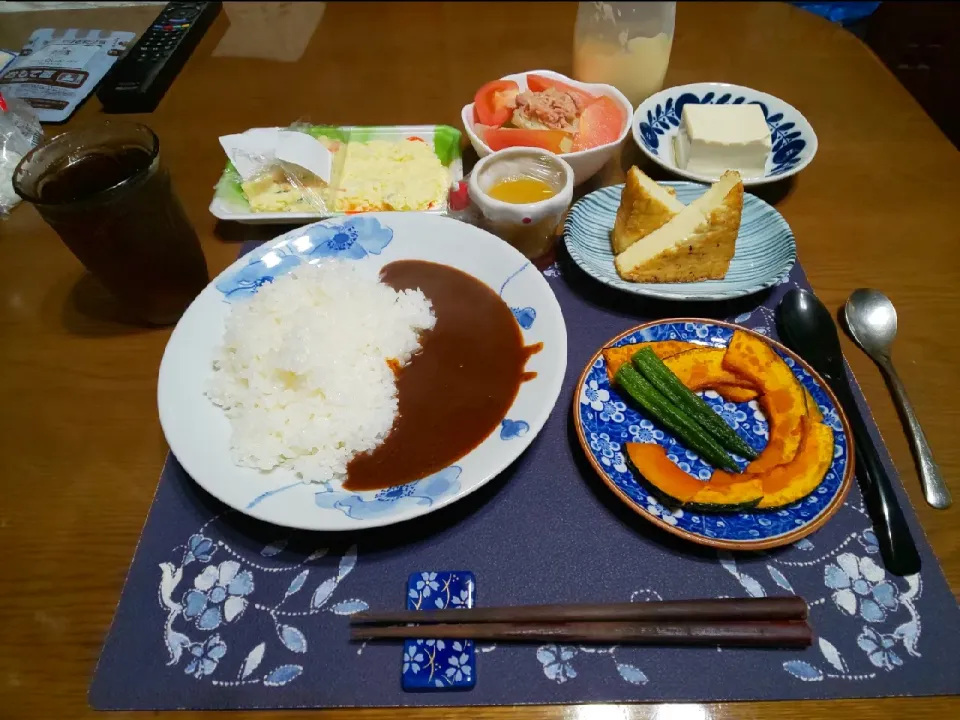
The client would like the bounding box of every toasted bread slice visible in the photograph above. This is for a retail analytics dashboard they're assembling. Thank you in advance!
[611,166,686,254]
[614,170,743,283]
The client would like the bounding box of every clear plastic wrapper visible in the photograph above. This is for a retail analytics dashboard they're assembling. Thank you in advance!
[0,92,43,215]
[217,124,347,215]
[212,124,463,224]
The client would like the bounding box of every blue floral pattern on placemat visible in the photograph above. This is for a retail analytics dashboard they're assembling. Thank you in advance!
[576,320,850,544]
[89,261,960,711]
[636,91,807,176]
[158,521,368,689]
[403,571,476,691]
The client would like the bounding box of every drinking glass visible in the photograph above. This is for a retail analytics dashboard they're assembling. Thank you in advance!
[14,121,208,325]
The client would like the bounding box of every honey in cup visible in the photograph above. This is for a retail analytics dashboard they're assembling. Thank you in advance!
[487,176,557,204]
[468,148,574,261]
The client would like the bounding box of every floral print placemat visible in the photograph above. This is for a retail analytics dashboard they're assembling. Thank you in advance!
[89,249,960,709]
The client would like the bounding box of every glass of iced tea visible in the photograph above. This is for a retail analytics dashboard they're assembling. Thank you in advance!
[13,121,208,325]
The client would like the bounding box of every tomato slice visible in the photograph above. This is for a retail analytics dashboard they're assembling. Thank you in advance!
[526,74,597,108]
[474,80,520,127]
[482,127,572,154]
[571,96,625,150]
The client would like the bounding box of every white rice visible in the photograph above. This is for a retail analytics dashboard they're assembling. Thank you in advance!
[206,260,436,482]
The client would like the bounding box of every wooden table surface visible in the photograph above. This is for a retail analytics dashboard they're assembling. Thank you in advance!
[1,2,957,719]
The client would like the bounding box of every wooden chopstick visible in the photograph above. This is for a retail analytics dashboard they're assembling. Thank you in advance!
[351,596,808,626]
[351,619,813,648]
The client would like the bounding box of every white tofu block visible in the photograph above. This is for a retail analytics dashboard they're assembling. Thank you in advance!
[673,104,771,178]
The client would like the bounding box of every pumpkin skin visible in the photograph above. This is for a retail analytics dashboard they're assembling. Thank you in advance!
[687,476,763,512]
[627,421,833,513]
[625,443,763,512]
[723,330,808,473]
[804,388,824,423]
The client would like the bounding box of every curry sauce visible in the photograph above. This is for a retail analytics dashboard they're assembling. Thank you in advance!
[344,260,540,491]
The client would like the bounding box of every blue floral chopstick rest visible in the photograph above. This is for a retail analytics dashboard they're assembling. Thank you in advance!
[402,571,476,691]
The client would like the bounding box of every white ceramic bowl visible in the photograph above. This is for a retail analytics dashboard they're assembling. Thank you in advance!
[631,82,818,186]
[461,69,633,186]
[468,148,575,223]
[467,148,575,260]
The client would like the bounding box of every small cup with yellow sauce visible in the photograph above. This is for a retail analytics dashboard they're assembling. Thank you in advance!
[468,148,574,261]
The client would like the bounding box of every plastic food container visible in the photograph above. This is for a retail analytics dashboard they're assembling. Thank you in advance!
[209,124,463,225]
[573,1,675,107]
[467,147,574,261]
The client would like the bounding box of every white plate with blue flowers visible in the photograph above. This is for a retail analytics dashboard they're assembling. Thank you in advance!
[632,82,818,186]
[158,213,567,531]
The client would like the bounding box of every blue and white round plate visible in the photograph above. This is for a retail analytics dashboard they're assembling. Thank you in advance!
[632,82,818,186]
[564,181,796,301]
[574,319,853,550]
[158,213,567,531]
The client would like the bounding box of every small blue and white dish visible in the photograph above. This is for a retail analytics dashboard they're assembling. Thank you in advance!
[564,181,796,302]
[574,319,853,551]
[632,82,818,186]
[402,571,476,691]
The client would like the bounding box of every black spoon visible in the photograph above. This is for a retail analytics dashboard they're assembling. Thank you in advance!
[776,288,921,576]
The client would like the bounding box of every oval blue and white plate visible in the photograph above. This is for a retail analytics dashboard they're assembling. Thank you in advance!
[632,82,818,186]
[574,320,854,550]
[564,181,796,301]
[158,213,567,531]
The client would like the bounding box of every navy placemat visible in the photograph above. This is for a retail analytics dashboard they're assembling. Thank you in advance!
[90,247,960,709]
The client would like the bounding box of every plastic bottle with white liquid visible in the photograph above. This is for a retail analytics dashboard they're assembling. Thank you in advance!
[573,1,675,108]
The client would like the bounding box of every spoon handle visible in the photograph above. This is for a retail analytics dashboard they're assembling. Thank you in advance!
[829,374,922,576]
[876,357,951,509]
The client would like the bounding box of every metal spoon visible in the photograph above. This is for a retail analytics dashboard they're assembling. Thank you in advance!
[844,289,951,509]
[776,288,921,577]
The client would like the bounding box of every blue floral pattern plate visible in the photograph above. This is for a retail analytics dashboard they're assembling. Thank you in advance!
[157,213,567,531]
[631,82,818,186]
[574,319,854,550]
[565,182,796,302]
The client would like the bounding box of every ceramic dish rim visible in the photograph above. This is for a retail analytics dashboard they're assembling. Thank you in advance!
[630,81,819,186]
[572,317,855,551]
[563,181,797,302]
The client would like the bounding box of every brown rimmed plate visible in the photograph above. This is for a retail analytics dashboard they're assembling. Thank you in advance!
[573,318,854,551]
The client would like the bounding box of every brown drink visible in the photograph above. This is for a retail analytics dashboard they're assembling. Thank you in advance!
[13,121,208,325]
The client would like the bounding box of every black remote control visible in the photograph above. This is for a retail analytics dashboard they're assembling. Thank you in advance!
[97,1,222,113]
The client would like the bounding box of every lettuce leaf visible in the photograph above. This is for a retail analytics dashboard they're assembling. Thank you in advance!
[214,161,250,211]
[432,125,462,167]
